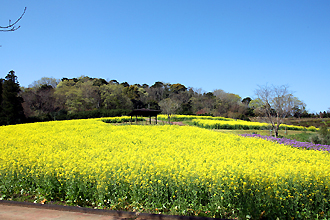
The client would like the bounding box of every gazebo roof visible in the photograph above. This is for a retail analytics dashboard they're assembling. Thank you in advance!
[128,109,162,117]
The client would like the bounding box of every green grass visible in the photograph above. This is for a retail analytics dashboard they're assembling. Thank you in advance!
[211,127,320,145]
[285,132,316,143]
[214,129,315,138]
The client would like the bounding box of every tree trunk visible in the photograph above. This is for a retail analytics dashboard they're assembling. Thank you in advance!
[168,114,170,124]
[274,124,280,138]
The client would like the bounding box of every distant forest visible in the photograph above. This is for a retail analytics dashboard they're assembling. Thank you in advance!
[0,70,329,126]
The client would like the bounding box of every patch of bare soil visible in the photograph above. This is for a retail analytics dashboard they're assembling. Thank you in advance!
[171,122,185,126]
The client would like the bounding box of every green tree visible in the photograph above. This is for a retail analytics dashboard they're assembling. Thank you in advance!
[53,79,78,113]
[170,83,187,94]
[124,85,148,109]
[28,77,60,89]
[100,84,133,110]
[54,78,101,114]
[1,70,25,125]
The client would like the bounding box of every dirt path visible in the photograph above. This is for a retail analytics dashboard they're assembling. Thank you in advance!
[171,121,185,126]
[0,200,228,220]
[0,201,136,220]
[0,204,124,220]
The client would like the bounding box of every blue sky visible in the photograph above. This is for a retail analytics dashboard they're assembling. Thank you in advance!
[1,0,329,113]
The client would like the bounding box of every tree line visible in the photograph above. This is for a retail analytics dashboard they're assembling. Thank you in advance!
[0,70,327,126]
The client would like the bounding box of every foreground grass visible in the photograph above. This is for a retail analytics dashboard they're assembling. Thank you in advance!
[217,129,314,137]
[1,119,330,219]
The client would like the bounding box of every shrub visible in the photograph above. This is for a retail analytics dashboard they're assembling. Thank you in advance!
[310,126,330,145]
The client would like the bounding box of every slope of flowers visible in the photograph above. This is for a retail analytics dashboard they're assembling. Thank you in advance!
[192,118,318,131]
[0,119,329,219]
[240,134,330,153]
[157,114,234,122]
[102,116,144,123]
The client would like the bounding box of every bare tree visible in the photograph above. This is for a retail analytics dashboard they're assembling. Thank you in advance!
[255,84,299,137]
[0,7,27,32]
[159,98,179,124]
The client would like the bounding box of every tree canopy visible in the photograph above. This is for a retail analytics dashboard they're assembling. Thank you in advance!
[1,72,318,126]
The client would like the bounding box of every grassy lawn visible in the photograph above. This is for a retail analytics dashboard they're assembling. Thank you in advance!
[216,129,317,142]
[216,129,313,136]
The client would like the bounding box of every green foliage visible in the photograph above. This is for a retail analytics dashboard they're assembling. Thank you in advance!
[170,83,187,94]
[1,71,25,125]
[100,84,133,110]
[309,126,330,145]
[177,101,194,115]
[145,100,160,110]
[24,109,131,123]
[286,132,314,143]
[68,109,131,120]
[16,75,314,125]
[196,112,214,116]
[28,77,60,89]
[319,125,329,138]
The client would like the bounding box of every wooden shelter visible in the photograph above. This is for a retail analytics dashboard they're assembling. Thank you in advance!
[127,108,162,124]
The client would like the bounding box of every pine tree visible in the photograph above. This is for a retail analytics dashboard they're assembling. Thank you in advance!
[0,78,4,125]
[1,70,25,125]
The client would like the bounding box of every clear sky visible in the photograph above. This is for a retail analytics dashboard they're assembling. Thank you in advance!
[1,0,329,113]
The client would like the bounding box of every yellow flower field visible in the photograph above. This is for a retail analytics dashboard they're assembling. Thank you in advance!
[0,118,329,219]
[157,114,234,121]
[192,118,318,131]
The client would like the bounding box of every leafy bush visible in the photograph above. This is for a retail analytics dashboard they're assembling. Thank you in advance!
[285,132,314,143]
[309,126,330,145]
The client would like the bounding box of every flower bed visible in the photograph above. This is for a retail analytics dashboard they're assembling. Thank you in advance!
[1,119,329,219]
[240,133,330,153]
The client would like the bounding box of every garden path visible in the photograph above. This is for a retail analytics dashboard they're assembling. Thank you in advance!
[0,204,126,220]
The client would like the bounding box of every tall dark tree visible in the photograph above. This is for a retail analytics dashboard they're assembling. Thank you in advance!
[1,70,25,125]
[242,97,252,105]
[0,78,4,124]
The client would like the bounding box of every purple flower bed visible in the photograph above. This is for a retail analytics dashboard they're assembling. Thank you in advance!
[240,134,330,153]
